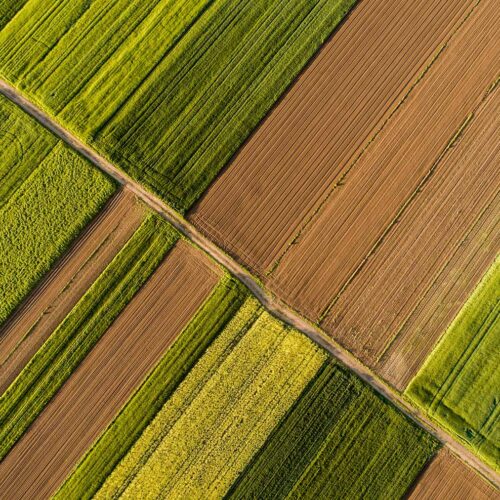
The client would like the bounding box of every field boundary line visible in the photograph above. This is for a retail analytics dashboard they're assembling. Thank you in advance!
[0,78,498,489]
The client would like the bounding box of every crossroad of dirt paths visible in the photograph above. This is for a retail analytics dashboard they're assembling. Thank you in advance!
[190,0,473,273]
[0,189,144,393]
[0,241,220,499]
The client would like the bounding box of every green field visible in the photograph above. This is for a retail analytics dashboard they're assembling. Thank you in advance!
[0,215,178,460]
[0,97,116,327]
[0,94,57,206]
[57,283,438,499]
[55,275,248,500]
[0,0,357,211]
[406,258,500,470]
[229,361,439,499]
[0,0,27,30]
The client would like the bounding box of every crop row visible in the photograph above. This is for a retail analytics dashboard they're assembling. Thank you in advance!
[406,257,500,470]
[0,0,357,211]
[0,215,178,460]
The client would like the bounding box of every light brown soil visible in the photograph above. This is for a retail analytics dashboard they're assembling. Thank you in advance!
[408,448,498,499]
[0,240,220,500]
[0,188,145,393]
[322,86,500,389]
[189,0,473,275]
[270,0,499,318]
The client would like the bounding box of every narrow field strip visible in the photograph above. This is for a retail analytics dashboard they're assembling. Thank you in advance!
[0,0,27,30]
[55,275,248,500]
[0,0,357,211]
[228,361,438,499]
[0,215,177,462]
[0,189,145,393]
[406,258,500,470]
[408,448,498,499]
[93,301,326,499]
[0,139,116,327]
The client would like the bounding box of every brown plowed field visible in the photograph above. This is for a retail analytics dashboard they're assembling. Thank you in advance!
[323,87,500,389]
[408,449,498,499]
[0,189,145,393]
[0,241,220,500]
[190,0,474,274]
[270,0,499,318]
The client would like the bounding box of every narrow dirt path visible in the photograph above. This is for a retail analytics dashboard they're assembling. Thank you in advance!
[0,78,497,489]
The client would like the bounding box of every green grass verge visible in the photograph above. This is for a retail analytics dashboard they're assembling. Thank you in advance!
[94,300,326,499]
[54,275,248,500]
[0,0,357,211]
[228,361,440,499]
[0,141,116,327]
[0,94,57,207]
[406,257,500,470]
[0,215,178,460]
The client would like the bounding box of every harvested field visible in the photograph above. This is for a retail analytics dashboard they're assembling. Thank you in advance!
[322,85,500,389]
[0,215,178,460]
[270,0,499,319]
[0,189,144,393]
[406,258,500,470]
[189,0,473,274]
[0,238,221,499]
[0,0,356,211]
[228,361,438,499]
[408,449,498,499]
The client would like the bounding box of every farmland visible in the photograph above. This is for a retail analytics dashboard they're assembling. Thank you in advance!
[0,231,222,499]
[408,449,498,499]
[190,0,473,274]
[323,81,500,389]
[406,258,499,470]
[0,215,178,461]
[0,0,498,496]
[0,0,357,212]
[55,294,438,500]
[228,362,438,499]
[0,141,116,327]
[0,189,145,393]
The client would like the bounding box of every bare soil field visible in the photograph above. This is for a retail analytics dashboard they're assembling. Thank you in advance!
[0,189,144,393]
[190,0,474,274]
[269,0,499,318]
[0,240,220,500]
[408,448,498,499]
[323,87,500,389]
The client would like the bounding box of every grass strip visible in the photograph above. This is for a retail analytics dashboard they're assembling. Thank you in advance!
[95,303,326,499]
[0,215,178,460]
[229,361,439,499]
[0,141,115,326]
[55,275,248,499]
[406,257,500,470]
